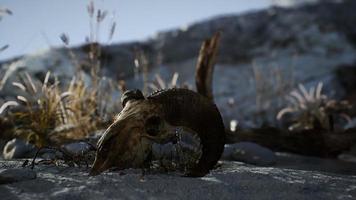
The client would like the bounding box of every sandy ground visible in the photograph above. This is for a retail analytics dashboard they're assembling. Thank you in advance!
[1,155,356,200]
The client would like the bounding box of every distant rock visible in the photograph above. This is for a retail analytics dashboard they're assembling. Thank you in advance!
[0,168,36,184]
[150,0,356,126]
[223,142,276,166]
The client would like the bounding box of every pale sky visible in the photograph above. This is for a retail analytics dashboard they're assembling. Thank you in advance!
[0,0,273,61]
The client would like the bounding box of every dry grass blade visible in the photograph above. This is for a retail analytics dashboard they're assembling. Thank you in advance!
[0,62,19,90]
[0,101,19,114]
[12,82,26,91]
[60,91,73,100]
[155,74,166,89]
[0,44,9,52]
[298,84,310,102]
[60,33,70,46]
[170,72,179,88]
[148,83,159,91]
[25,72,37,93]
[87,1,94,17]
[0,7,12,16]
[108,21,116,42]
[315,82,323,99]
[42,71,51,92]
[17,95,28,103]
[276,107,295,120]
[290,91,306,108]
[285,95,299,107]
[308,86,315,102]
[96,10,108,22]
[16,73,37,96]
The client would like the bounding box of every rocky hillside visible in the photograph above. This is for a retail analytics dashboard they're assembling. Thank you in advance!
[1,0,356,126]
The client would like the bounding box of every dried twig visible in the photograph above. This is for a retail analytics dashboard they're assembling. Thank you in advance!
[30,146,94,169]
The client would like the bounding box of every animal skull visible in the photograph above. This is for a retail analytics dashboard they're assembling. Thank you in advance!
[90,88,225,177]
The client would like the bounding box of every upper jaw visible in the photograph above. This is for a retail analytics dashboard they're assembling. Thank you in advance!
[90,137,153,175]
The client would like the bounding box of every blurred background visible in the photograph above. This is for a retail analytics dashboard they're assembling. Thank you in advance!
[1,0,275,60]
[0,0,328,61]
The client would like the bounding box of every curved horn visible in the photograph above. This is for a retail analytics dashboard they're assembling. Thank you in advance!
[195,32,220,101]
[148,88,225,177]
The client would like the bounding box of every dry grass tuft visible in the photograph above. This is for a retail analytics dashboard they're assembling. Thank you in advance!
[0,1,120,146]
[0,71,120,147]
[277,82,352,131]
[148,73,180,92]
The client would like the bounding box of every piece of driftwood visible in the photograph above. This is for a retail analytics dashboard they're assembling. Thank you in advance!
[194,32,356,158]
[226,127,356,157]
[195,32,220,101]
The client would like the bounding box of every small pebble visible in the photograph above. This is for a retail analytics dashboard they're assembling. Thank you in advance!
[338,154,356,163]
[62,142,94,156]
[223,142,276,166]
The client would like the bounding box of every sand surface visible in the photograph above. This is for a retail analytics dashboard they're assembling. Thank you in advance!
[1,155,356,200]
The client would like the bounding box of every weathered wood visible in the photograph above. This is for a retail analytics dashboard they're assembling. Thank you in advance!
[194,32,356,158]
[195,32,221,101]
[226,127,356,157]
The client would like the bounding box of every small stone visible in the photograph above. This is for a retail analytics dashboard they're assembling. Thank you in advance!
[41,152,57,160]
[61,142,94,156]
[224,142,276,166]
[3,138,37,159]
[338,144,356,163]
[0,168,37,184]
[338,154,356,163]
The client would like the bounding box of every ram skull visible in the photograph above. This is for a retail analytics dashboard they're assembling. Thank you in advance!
[90,88,225,177]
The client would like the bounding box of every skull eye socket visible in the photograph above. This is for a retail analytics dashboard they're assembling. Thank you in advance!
[145,116,161,136]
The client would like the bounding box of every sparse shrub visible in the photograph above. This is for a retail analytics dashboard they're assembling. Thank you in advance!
[277,82,352,131]
[0,71,119,147]
[0,2,121,146]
